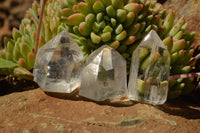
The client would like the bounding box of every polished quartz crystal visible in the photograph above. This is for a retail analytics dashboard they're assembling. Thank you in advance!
[79,45,127,101]
[128,30,170,105]
[33,30,84,93]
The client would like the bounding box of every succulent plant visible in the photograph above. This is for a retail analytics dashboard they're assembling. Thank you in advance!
[0,0,199,99]
[0,0,79,79]
[67,0,198,99]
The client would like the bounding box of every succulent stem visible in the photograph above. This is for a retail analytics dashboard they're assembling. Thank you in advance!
[34,0,47,54]
[169,73,200,80]
[187,53,200,66]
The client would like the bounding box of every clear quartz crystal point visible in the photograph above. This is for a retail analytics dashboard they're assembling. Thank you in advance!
[79,45,127,101]
[128,30,170,105]
[33,30,84,93]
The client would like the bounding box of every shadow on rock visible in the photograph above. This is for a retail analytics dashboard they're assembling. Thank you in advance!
[0,75,39,96]
[158,0,167,4]
[45,87,136,107]
[156,93,200,119]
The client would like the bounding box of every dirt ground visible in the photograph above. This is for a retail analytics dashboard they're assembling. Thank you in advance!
[0,0,34,48]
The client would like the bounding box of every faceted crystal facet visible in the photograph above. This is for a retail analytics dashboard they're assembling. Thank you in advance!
[33,30,84,93]
[79,45,127,101]
[128,30,170,105]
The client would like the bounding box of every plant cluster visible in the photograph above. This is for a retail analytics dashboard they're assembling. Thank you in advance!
[0,0,199,98]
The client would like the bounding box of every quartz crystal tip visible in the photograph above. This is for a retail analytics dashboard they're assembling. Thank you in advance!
[79,45,127,101]
[33,30,84,93]
[128,30,170,105]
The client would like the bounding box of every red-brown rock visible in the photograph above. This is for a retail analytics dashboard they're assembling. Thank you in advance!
[0,88,199,133]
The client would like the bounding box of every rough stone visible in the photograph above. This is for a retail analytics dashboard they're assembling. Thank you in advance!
[0,88,199,133]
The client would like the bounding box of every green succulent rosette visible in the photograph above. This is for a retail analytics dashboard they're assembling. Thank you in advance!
[67,0,196,98]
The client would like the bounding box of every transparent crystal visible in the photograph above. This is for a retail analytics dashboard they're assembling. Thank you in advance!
[33,30,84,93]
[79,45,127,101]
[128,30,170,105]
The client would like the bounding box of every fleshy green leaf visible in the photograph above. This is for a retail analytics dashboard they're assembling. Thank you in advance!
[0,58,18,68]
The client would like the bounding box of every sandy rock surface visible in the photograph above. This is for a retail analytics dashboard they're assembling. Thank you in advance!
[0,88,199,133]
